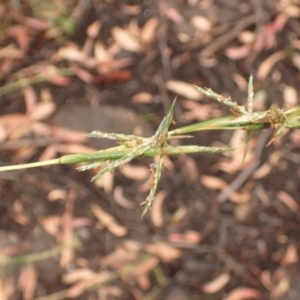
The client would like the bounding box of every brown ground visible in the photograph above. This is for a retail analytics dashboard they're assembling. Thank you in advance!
[1,1,300,299]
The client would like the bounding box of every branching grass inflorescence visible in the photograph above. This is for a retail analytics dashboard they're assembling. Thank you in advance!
[0,77,299,215]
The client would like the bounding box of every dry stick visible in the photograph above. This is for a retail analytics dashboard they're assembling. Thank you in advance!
[217,130,270,203]
[200,15,257,58]
[0,137,58,150]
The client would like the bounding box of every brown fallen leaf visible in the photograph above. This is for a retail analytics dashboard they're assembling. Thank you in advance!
[120,164,149,181]
[48,189,68,202]
[87,20,102,39]
[39,216,61,236]
[18,265,37,300]
[111,26,141,52]
[190,15,212,31]
[131,92,154,104]
[90,203,128,237]
[69,63,94,83]
[140,17,159,45]
[225,45,252,60]
[60,190,77,267]
[277,191,300,213]
[270,277,290,300]
[113,186,135,209]
[166,80,203,100]
[67,272,113,299]
[29,102,56,121]
[63,269,95,284]
[168,230,202,244]
[224,287,261,300]
[257,51,286,80]
[144,242,181,262]
[24,17,50,30]
[126,256,159,278]
[23,86,37,114]
[6,25,30,51]
[151,191,167,228]
[0,44,24,59]
[283,85,298,107]
[55,44,86,62]
[202,273,230,294]
[200,175,251,203]
[280,244,298,265]
[94,41,110,62]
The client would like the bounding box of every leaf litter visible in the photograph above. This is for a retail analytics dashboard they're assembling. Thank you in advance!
[1,1,300,299]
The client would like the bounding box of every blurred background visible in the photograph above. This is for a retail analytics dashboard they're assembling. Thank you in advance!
[1,0,300,299]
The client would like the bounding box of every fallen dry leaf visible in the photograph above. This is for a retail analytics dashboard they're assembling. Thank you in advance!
[29,102,56,121]
[283,85,298,107]
[163,6,183,24]
[181,100,221,122]
[55,44,86,62]
[181,155,199,181]
[24,17,50,30]
[224,287,262,300]
[70,63,94,83]
[200,175,227,190]
[140,17,159,44]
[94,172,114,194]
[0,44,24,59]
[257,51,286,80]
[238,31,255,44]
[94,41,110,62]
[60,190,77,267]
[231,73,248,91]
[111,26,141,52]
[100,246,139,269]
[0,124,7,142]
[50,126,87,143]
[144,242,181,262]
[39,216,61,236]
[12,200,29,225]
[200,175,251,203]
[97,285,123,298]
[91,203,128,237]
[127,256,159,278]
[252,162,272,179]
[113,186,135,209]
[67,272,113,299]
[166,80,203,100]
[63,269,95,284]
[120,4,142,15]
[225,45,252,60]
[151,191,167,228]
[170,206,188,225]
[6,25,30,51]
[18,265,37,300]
[168,230,201,244]
[270,277,290,300]
[87,20,102,39]
[131,92,153,103]
[23,86,37,114]
[120,164,149,181]
[48,189,68,202]
[280,244,298,265]
[38,144,59,161]
[277,191,300,213]
[260,270,273,291]
[190,15,212,31]
[202,273,230,294]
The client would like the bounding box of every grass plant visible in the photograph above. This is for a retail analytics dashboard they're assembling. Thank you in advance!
[1,77,299,215]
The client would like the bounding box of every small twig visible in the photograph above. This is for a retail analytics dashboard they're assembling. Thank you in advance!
[217,131,270,203]
[199,15,257,58]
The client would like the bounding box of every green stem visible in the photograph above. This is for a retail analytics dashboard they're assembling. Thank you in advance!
[0,145,233,172]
